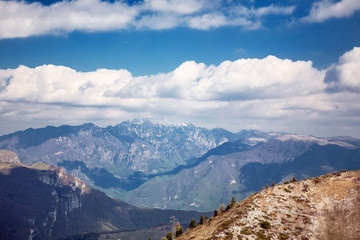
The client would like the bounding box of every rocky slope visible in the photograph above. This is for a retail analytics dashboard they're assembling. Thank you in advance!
[0,149,20,163]
[0,153,202,240]
[177,170,360,240]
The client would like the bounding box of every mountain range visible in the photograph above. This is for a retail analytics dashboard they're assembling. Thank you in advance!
[0,150,201,240]
[1,119,360,212]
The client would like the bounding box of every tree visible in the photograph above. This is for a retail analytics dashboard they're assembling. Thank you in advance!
[176,221,184,237]
[213,209,218,217]
[226,196,236,210]
[189,219,197,229]
[271,181,275,187]
[205,215,208,221]
[265,184,269,188]
[199,215,204,225]
[291,176,297,182]
[231,196,236,205]
[166,232,173,240]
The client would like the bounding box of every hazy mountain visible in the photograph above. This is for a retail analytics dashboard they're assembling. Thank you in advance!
[0,155,202,240]
[177,170,360,240]
[0,120,359,212]
[121,134,360,211]
[0,120,237,187]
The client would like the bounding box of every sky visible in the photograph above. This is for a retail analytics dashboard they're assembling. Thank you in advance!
[0,0,360,137]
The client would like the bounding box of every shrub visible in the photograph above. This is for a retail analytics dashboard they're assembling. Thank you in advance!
[165,232,172,240]
[259,220,271,229]
[284,181,289,184]
[284,188,291,193]
[256,231,270,240]
[240,229,251,235]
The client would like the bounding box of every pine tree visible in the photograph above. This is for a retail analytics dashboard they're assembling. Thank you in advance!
[213,209,218,217]
[166,232,172,240]
[231,196,236,205]
[175,221,184,237]
[271,181,275,187]
[199,215,204,225]
[189,219,197,229]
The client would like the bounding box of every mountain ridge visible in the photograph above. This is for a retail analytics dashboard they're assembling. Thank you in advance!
[177,169,360,240]
[0,120,359,212]
[0,154,202,240]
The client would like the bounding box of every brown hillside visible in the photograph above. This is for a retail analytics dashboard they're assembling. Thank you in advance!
[177,170,360,240]
[0,150,20,164]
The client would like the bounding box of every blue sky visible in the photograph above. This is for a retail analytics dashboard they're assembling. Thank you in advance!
[0,0,360,137]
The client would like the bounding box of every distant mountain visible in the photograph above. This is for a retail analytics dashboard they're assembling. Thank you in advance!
[121,134,360,211]
[0,120,238,189]
[177,170,360,240]
[0,154,202,240]
[0,120,359,212]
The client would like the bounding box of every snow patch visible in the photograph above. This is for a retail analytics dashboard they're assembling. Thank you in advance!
[190,202,200,207]
[230,179,236,185]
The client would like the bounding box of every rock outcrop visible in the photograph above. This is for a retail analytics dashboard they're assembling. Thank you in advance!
[0,150,20,163]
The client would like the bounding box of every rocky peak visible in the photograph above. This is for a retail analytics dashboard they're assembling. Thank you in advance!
[177,170,360,240]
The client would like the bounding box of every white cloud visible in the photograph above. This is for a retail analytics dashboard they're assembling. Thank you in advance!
[325,47,360,92]
[143,0,205,15]
[0,0,138,39]
[303,0,360,22]
[2,49,360,137]
[0,0,295,39]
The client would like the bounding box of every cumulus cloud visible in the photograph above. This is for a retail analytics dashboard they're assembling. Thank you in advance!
[0,56,322,104]
[0,0,295,39]
[302,0,360,22]
[325,47,360,93]
[1,48,360,136]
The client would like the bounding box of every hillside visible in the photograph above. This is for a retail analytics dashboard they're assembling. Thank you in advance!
[177,170,360,240]
[0,154,201,240]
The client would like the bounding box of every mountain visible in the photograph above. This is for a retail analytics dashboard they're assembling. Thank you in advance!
[0,120,237,190]
[0,153,202,240]
[121,134,360,211]
[177,170,360,240]
[1,120,360,212]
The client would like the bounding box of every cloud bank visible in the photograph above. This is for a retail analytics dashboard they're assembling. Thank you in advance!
[1,47,360,137]
[0,0,295,39]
